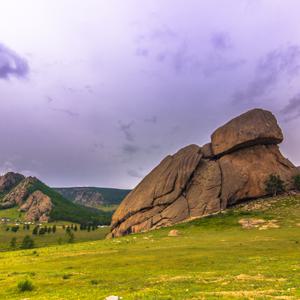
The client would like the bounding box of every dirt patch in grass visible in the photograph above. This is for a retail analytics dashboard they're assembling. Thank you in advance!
[238,218,280,230]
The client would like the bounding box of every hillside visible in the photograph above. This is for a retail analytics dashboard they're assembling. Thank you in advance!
[0,173,111,225]
[1,194,300,299]
[54,187,130,208]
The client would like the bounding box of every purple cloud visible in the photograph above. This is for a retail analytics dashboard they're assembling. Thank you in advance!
[211,31,232,50]
[127,169,143,178]
[122,143,140,155]
[281,93,300,122]
[118,121,135,142]
[0,43,29,79]
[135,26,244,76]
[233,45,300,103]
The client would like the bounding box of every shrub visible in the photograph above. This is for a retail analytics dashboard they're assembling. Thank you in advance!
[62,274,72,280]
[17,279,34,292]
[21,235,35,249]
[265,174,285,196]
[32,226,39,235]
[294,174,300,191]
[11,226,19,232]
[10,237,17,248]
[66,230,75,243]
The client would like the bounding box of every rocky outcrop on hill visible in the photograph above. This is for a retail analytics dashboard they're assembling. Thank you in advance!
[0,176,53,221]
[54,187,130,208]
[0,172,25,193]
[20,190,53,222]
[110,109,298,237]
[0,177,38,208]
[54,187,104,208]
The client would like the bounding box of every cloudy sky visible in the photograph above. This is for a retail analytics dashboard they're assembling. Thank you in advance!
[1,0,300,188]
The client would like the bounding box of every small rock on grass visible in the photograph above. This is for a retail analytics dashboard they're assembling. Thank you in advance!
[168,229,180,237]
[105,296,122,300]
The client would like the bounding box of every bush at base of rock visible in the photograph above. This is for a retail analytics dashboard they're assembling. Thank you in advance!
[294,174,300,191]
[265,174,285,196]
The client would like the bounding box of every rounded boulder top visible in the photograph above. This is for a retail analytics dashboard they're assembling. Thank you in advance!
[211,108,283,157]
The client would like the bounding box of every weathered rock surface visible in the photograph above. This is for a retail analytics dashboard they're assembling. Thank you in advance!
[110,108,297,237]
[0,172,25,193]
[55,188,104,208]
[20,190,53,222]
[0,177,39,208]
[219,145,296,207]
[110,144,202,237]
[0,176,53,222]
[211,109,283,157]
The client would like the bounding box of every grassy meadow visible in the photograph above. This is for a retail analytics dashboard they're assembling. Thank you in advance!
[1,195,300,299]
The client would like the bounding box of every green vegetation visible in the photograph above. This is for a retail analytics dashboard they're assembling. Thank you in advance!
[0,223,110,251]
[1,195,300,299]
[20,235,34,249]
[96,204,119,212]
[294,174,300,191]
[27,180,112,224]
[54,186,131,205]
[0,207,24,220]
[17,279,34,292]
[265,174,285,196]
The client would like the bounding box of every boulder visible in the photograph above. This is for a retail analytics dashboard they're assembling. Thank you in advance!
[211,109,283,157]
[110,108,297,237]
[219,145,297,207]
[201,143,214,159]
[168,229,180,237]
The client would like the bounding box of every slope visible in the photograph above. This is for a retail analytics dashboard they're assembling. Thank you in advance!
[0,194,300,299]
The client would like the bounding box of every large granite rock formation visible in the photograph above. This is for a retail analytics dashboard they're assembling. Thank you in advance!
[110,109,297,237]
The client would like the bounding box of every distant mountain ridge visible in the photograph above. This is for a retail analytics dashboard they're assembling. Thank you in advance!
[54,187,131,208]
[0,172,110,224]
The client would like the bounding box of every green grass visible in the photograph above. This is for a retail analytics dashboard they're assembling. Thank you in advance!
[0,223,110,251]
[96,204,119,212]
[0,207,24,220]
[1,195,300,299]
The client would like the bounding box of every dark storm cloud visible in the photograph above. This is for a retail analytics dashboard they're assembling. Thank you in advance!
[233,45,300,103]
[0,43,29,79]
[127,169,143,178]
[122,143,140,155]
[144,116,157,124]
[210,31,232,50]
[118,121,135,142]
[46,96,54,103]
[51,108,79,117]
[281,93,300,122]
